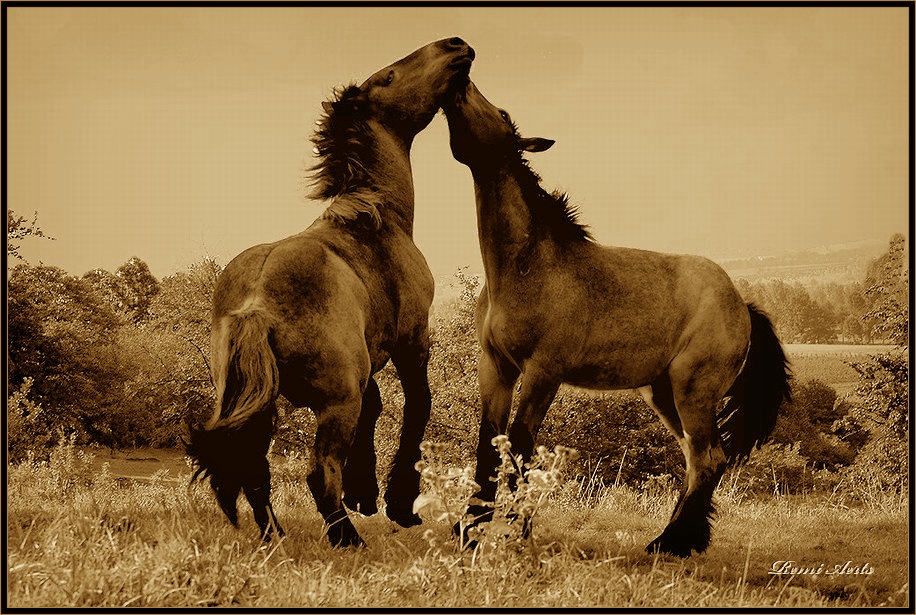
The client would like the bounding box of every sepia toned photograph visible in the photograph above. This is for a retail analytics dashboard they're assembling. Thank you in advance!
[4,3,910,609]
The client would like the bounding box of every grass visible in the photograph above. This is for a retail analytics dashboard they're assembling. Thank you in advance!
[5,442,909,609]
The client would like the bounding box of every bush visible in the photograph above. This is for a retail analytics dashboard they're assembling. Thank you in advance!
[770,379,854,471]
[541,390,683,487]
[7,378,56,464]
[721,442,840,497]
[8,434,97,497]
[836,349,908,497]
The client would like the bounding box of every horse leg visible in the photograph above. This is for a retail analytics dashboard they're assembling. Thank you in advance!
[644,364,729,557]
[307,394,365,548]
[239,405,285,540]
[243,455,285,541]
[380,345,432,527]
[506,368,560,537]
[456,348,520,542]
[342,377,382,516]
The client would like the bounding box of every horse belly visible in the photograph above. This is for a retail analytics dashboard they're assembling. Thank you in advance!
[562,353,666,391]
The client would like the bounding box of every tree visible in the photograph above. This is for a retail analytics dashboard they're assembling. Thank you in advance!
[736,279,838,343]
[83,257,161,324]
[862,233,908,345]
[132,257,223,440]
[6,210,53,261]
[114,257,161,322]
[768,379,853,470]
[7,263,148,452]
[839,235,908,493]
[838,349,909,493]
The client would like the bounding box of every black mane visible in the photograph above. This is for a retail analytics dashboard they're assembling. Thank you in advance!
[510,153,593,246]
[308,85,377,200]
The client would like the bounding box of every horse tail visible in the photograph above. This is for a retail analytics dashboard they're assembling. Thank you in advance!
[207,307,280,431]
[717,303,792,465]
[186,305,279,526]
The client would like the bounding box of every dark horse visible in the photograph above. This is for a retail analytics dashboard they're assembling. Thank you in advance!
[187,38,475,547]
[443,81,791,557]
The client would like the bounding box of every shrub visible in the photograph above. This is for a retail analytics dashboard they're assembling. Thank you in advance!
[7,378,57,463]
[770,379,854,471]
[837,349,908,497]
[541,390,683,487]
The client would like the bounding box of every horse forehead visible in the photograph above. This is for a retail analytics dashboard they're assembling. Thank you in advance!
[386,40,443,71]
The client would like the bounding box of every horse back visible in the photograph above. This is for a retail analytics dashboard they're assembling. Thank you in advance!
[214,220,433,374]
[478,242,748,389]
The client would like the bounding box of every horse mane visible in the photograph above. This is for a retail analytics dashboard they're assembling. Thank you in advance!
[308,84,378,201]
[320,190,383,230]
[509,150,593,245]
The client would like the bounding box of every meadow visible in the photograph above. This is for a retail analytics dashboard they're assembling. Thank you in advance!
[5,344,910,609]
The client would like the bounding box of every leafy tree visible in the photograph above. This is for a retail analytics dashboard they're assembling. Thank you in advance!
[862,233,908,345]
[6,210,53,261]
[735,279,838,343]
[83,257,160,324]
[83,268,127,321]
[114,257,161,322]
[834,236,909,494]
[135,257,224,439]
[836,349,909,492]
[7,263,148,452]
[7,378,56,463]
[541,390,683,486]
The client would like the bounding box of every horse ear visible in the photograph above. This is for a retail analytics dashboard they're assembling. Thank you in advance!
[519,137,555,153]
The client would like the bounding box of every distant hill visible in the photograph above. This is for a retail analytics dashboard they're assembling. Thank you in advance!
[431,238,895,307]
[719,240,888,284]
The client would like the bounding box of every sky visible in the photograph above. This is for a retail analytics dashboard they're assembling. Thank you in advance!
[6,6,910,283]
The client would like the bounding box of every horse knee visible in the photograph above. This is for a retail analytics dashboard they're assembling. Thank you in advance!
[683,432,727,488]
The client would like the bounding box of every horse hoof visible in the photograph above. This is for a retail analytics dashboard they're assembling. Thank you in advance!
[645,532,701,558]
[327,527,365,549]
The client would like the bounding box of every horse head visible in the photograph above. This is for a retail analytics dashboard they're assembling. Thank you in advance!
[311,38,474,200]
[444,80,554,169]
[360,37,474,136]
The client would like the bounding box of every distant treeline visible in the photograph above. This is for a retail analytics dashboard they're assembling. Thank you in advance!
[6,211,908,497]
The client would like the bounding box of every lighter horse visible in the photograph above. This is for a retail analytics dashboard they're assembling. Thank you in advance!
[444,81,791,556]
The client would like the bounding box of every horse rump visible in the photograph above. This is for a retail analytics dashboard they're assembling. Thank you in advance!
[717,303,792,464]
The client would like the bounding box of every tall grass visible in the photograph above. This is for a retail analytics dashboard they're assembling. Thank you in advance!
[6,439,908,608]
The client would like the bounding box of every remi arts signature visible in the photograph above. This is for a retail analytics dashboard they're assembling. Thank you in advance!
[769,561,875,576]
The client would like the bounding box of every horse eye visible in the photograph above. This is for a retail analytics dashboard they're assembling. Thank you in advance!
[385,70,395,85]
[499,110,510,123]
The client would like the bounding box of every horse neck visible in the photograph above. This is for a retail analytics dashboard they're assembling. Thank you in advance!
[472,164,540,287]
[366,124,417,236]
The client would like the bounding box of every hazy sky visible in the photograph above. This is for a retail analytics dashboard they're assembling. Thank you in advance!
[7,6,909,281]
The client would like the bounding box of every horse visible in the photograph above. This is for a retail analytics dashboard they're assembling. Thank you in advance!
[442,80,791,557]
[186,38,475,548]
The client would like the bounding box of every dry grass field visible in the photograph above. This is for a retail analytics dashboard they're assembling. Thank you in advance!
[5,344,909,609]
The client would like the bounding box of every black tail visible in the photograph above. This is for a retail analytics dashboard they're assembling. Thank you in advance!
[717,304,792,465]
[186,308,279,526]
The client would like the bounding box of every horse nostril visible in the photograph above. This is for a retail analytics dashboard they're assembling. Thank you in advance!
[448,37,466,47]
